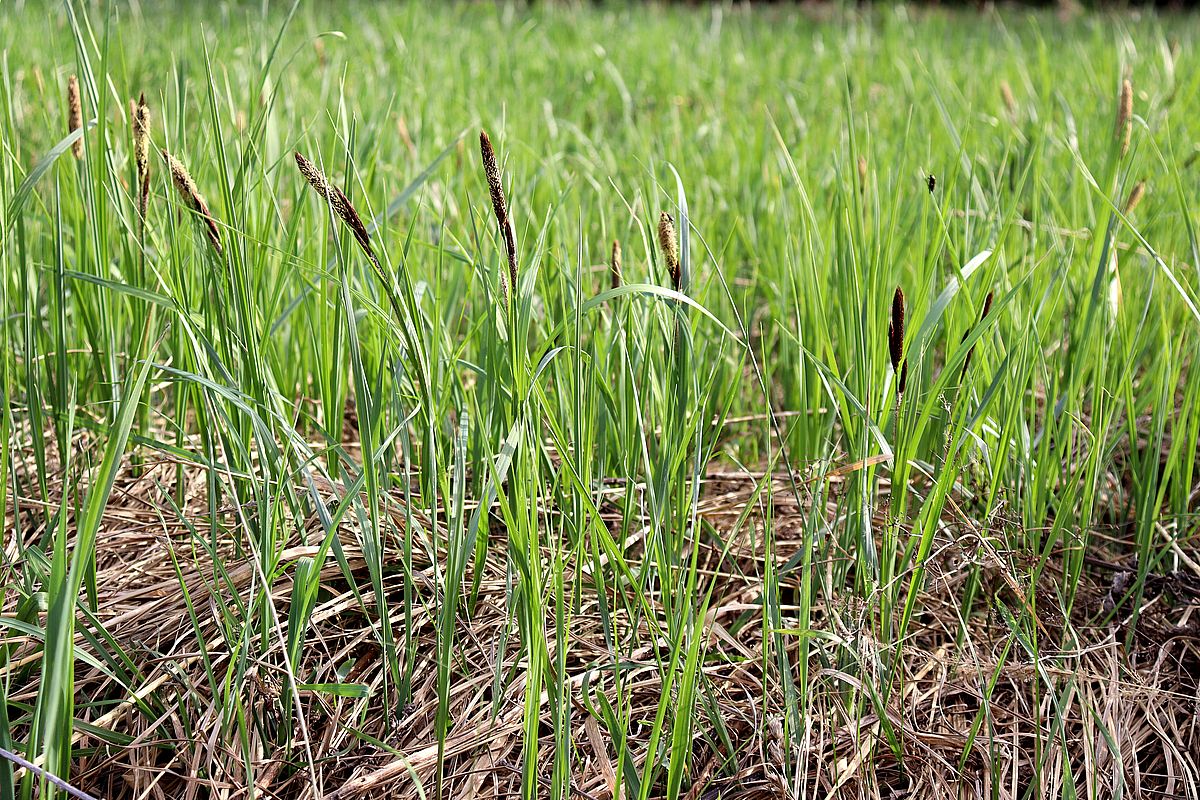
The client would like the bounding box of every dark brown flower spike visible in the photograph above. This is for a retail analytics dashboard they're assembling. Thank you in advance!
[658,212,680,290]
[162,149,222,254]
[480,130,518,303]
[610,239,622,291]
[67,75,83,158]
[960,290,994,381]
[294,151,378,269]
[133,94,151,219]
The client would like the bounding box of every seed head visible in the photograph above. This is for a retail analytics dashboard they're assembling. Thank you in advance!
[999,80,1017,116]
[887,286,905,374]
[162,149,222,254]
[610,239,622,291]
[67,75,83,158]
[294,151,378,268]
[133,94,151,219]
[1123,180,1145,215]
[658,211,680,290]
[960,290,994,380]
[857,155,868,194]
[927,174,937,194]
[480,130,518,303]
[1116,78,1133,158]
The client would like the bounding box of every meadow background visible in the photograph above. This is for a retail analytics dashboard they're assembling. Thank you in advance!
[2,1,1199,798]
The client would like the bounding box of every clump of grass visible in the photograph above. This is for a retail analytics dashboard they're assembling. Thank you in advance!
[658,211,680,290]
[479,129,517,302]
[132,94,150,220]
[293,151,378,268]
[610,239,622,290]
[67,74,82,158]
[1116,78,1133,157]
[162,149,222,254]
[888,286,907,396]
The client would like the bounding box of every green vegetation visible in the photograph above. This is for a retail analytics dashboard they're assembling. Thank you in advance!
[2,2,1198,798]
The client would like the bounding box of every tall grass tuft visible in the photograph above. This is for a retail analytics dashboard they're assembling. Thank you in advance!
[162,149,222,254]
[479,129,517,302]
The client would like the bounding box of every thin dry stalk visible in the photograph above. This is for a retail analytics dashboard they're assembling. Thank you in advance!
[162,149,222,254]
[293,151,379,269]
[610,239,622,291]
[479,129,518,303]
[658,211,680,290]
[133,94,151,220]
[67,75,83,158]
[1116,78,1133,158]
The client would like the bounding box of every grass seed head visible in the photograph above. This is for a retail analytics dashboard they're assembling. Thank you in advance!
[480,129,518,302]
[610,239,622,290]
[960,290,995,380]
[888,286,905,373]
[162,149,222,254]
[1116,78,1133,157]
[927,173,937,194]
[1123,180,1146,215]
[133,94,151,219]
[294,151,378,268]
[658,211,680,290]
[857,155,868,193]
[1000,80,1017,116]
[67,74,83,158]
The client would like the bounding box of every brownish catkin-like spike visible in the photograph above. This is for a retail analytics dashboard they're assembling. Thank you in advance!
[857,155,868,193]
[888,286,905,374]
[1000,80,1017,116]
[133,94,151,220]
[960,290,995,380]
[67,75,83,158]
[1116,78,1133,158]
[293,151,379,269]
[898,359,909,396]
[610,239,622,291]
[658,212,680,290]
[480,130,518,301]
[1123,180,1146,215]
[162,149,222,254]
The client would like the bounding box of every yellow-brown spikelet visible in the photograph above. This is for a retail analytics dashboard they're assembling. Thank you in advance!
[999,80,1017,116]
[960,290,994,380]
[1116,78,1133,157]
[1123,180,1146,215]
[133,94,151,219]
[610,239,622,290]
[162,149,222,254]
[67,75,83,158]
[857,155,868,194]
[888,286,906,394]
[658,211,680,290]
[480,130,517,301]
[293,152,378,268]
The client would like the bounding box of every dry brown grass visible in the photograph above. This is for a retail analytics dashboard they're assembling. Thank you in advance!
[3,420,1198,799]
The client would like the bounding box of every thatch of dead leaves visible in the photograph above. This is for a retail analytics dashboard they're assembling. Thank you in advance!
[3,422,1198,800]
